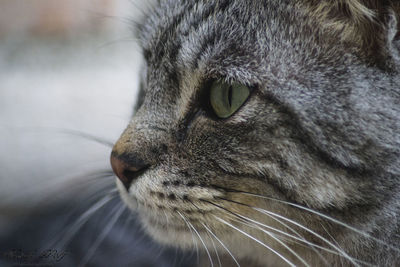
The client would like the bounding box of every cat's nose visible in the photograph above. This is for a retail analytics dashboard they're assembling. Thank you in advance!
[110,153,150,191]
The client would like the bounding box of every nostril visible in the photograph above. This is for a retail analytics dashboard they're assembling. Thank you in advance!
[123,167,149,184]
[110,153,150,191]
[123,169,138,181]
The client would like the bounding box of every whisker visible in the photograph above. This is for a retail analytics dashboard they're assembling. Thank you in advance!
[254,207,361,266]
[215,216,296,267]
[320,223,346,266]
[260,208,330,265]
[192,225,214,267]
[251,192,400,253]
[54,191,118,249]
[56,129,114,148]
[234,217,311,267]
[204,199,325,266]
[153,243,168,264]
[5,168,115,206]
[219,197,336,254]
[215,196,361,266]
[162,209,170,225]
[172,247,179,267]
[185,200,225,267]
[14,126,114,148]
[202,224,222,267]
[58,169,115,182]
[211,185,400,254]
[96,36,140,50]
[118,209,135,243]
[204,198,371,266]
[185,215,214,267]
[202,198,335,255]
[176,211,199,264]
[201,222,241,267]
[86,11,134,24]
[186,198,214,265]
[78,204,126,267]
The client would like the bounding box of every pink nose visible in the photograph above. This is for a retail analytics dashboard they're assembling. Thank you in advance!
[110,153,149,190]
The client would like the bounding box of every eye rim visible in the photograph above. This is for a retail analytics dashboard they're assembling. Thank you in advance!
[204,78,255,120]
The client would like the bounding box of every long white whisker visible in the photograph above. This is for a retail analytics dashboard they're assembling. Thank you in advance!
[186,219,214,267]
[207,198,372,266]
[162,209,170,225]
[236,191,400,254]
[206,202,313,266]
[118,210,135,242]
[254,207,361,266]
[320,223,349,266]
[264,210,330,265]
[201,223,241,267]
[176,211,199,264]
[205,198,338,255]
[203,224,222,267]
[233,217,310,267]
[211,197,372,266]
[153,244,168,263]
[233,211,337,258]
[78,204,126,267]
[215,216,296,267]
[55,192,117,248]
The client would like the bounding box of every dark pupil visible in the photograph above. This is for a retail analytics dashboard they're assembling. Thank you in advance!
[228,86,233,107]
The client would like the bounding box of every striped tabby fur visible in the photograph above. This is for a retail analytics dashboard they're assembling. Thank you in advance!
[112,0,400,265]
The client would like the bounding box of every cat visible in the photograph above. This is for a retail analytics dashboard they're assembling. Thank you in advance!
[111,0,400,266]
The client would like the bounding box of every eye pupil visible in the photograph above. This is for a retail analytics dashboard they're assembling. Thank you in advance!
[209,80,251,119]
[228,86,233,107]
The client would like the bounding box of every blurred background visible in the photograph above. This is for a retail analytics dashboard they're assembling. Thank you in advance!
[0,0,140,214]
[0,1,193,266]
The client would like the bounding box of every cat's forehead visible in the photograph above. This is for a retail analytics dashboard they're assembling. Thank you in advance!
[138,0,190,44]
[137,1,292,84]
[136,0,356,103]
[141,2,271,58]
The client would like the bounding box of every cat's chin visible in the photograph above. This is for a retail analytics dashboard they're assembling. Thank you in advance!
[140,215,201,249]
[143,216,291,267]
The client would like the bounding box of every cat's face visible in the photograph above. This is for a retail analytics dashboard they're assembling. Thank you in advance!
[111,0,400,265]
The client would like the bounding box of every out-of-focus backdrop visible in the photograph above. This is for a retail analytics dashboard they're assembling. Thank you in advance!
[0,1,193,266]
[0,0,139,211]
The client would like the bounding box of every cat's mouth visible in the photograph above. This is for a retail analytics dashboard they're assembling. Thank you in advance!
[116,177,216,222]
[136,203,222,248]
[136,199,216,231]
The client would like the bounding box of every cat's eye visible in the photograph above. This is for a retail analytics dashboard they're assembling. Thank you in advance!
[209,80,250,118]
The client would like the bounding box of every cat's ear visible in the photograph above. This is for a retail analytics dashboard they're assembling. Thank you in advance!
[306,0,400,67]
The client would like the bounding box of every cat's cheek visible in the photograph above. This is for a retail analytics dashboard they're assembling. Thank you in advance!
[116,179,138,211]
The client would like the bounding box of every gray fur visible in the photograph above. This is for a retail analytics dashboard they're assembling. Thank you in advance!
[112,0,400,265]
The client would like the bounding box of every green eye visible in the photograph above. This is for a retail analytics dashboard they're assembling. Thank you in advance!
[209,80,250,118]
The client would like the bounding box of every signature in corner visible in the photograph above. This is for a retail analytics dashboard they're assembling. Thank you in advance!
[1,248,69,264]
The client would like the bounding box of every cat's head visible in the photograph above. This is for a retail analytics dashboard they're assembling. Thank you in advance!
[111,0,400,265]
